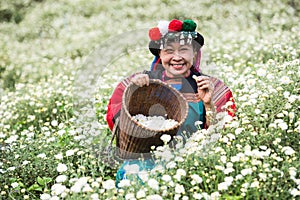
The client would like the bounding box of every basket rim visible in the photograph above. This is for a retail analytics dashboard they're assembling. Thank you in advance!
[121,79,189,133]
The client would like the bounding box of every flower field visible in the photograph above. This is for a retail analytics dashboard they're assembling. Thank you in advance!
[0,0,299,199]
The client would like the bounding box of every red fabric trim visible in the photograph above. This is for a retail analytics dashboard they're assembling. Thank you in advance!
[106,73,140,130]
[106,82,126,130]
[153,57,161,71]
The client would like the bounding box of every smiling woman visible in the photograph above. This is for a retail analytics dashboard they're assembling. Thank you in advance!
[105,19,236,186]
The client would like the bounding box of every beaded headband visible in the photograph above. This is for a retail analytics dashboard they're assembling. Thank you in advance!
[148,19,198,49]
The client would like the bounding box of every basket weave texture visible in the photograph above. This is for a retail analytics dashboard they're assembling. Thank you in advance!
[116,79,188,159]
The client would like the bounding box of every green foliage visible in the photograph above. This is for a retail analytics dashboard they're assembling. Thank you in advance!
[0,0,45,23]
[0,0,299,199]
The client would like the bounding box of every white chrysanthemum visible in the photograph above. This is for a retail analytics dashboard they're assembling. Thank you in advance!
[11,182,19,188]
[133,114,178,130]
[5,135,19,144]
[234,128,244,135]
[157,20,169,36]
[56,175,67,183]
[162,174,172,182]
[160,134,171,143]
[91,181,99,188]
[138,170,149,182]
[236,174,243,180]
[288,95,297,103]
[56,163,68,173]
[256,68,266,76]
[136,189,146,199]
[225,176,234,184]
[124,164,140,175]
[146,194,163,200]
[40,193,51,200]
[241,168,253,176]
[250,180,260,188]
[175,156,184,162]
[191,174,203,184]
[289,167,297,178]
[51,120,58,127]
[175,184,185,194]
[282,146,295,156]
[66,149,75,157]
[118,179,131,188]
[259,173,267,181]
[210,192,220,199]
[90,193,99,200]
[279,76,292,84]
[193,193,203,199]
[22,160,30,166]
[50,196,59,200]
[176,169,186,176]
[215,165,225,171]
[125,193,135,200]
[166,161,176,169]
[51,184,67,196]
[220,155,227,163]
[194,120,203,127]
[288,112,295,120]
[218,182,229,191]
[254,108,261,114]
[224,167,234,174]
[147,179,159,190]
[54,153,63,160]
[82,184,93,192]
[102,179,115,190]
[290,188,300,197]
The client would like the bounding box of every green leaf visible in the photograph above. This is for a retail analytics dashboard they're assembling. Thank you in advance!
[9,178,17,183]
[37,176,45,186]
[18,182,25,188]
[28,183,43,192]
[43,177,52,184]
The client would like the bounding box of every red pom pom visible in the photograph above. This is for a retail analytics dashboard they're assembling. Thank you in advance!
[168,19,183,32]
[148,27,161,41]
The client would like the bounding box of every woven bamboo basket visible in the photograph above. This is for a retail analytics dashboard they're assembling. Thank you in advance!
[116,79,188,159]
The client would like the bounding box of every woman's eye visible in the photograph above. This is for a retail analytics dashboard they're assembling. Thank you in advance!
[166,49,174,53]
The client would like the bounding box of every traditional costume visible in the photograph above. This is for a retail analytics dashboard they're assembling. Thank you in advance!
[105,19,236,186]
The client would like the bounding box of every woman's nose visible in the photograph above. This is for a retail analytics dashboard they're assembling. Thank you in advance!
[172,51,183,59]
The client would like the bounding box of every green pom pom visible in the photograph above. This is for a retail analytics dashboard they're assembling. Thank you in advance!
[182,19,197,31]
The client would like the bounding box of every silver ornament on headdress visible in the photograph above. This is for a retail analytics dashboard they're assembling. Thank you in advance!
[160,40,164,49]
[180,32,185,45]
[187,33,192,44]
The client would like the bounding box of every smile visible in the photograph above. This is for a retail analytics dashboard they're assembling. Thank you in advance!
[170,64,186,69]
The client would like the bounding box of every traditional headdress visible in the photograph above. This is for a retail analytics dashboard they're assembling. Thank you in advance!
[148,19,204,72]
[148,19,204,57]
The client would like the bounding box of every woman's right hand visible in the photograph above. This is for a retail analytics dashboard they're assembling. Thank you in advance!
[130,74,150,87]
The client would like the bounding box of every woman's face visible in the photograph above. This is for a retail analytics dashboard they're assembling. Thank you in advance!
[159,42,194,78]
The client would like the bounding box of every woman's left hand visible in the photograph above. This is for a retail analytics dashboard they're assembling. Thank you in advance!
[193,75,214,106]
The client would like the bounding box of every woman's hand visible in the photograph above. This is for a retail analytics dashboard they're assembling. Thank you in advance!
[130,74,150,87]
[193,75,214,106]
[193,75,216,126]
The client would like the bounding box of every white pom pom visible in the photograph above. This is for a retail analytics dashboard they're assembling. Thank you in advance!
[157,20,169,36]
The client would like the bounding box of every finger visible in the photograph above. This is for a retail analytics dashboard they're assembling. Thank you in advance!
[196,76,210,82]
[197,80,210,88]
[141,76,148,86]
[145,76,150,86]
[198,84,210,90]
[199,82,215,91]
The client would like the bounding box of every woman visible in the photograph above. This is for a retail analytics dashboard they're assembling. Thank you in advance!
[106,19,236,185]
